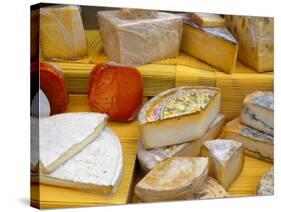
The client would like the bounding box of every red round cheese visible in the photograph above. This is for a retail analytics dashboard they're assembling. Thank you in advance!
[88,64,143,121]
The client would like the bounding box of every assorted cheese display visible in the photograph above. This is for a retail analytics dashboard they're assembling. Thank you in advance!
[256,168,274,196]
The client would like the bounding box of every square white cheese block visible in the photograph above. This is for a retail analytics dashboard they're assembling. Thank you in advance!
[138,86,221,149]
[97,10,182,66]
[240,91,273,135]
[32,128,123,194]
[222,118,273,162]
[256,167,274,196]
[201,139,244,189]
[137,113,225,173]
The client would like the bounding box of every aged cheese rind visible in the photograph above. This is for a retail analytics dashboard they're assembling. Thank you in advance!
[32,112,108,173]
[240,92,273,135]
[225,16,273,72]
[40,5,88,60]
[222,118,273,162]
[191,13,225,27]
[134,157,208,202]
[181,15,238,74]
[256,168,274,196]
[120,8,158,19]
[137,113,225,173]
[97,10,182,66]
[138,86,221,149]
[32,128,123,194]
[201,139,244,189]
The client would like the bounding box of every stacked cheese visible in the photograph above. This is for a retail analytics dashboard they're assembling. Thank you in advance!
[221,91,274,162]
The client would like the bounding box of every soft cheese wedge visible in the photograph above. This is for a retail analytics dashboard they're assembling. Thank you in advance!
[191,13,225,27]
[201,139,244,189]
[134,157,208,202]
[240,91,274,135]
[138,113,225,173]
[138,86,221,149]
[32,128,123,194]
[256,168,274,196]
[32,112,108,174]
[222,118,273,162]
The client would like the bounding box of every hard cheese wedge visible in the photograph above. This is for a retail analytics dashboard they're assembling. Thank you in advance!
[191,12,225,27]
[240,91,274,135]
[221,118,273,162]
[225,16,273,72]
[137,113,225,173]
[134,157,208,202]
[138,86,221,149]
[32,112,108,174]
[201,139,244,189]
[256,167,274,196]
[40,5,88,60]
[97,10,182,66]
[181,15,238,74]
[32,128,123,195]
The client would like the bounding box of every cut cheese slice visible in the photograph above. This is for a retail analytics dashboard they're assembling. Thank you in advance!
[191,12,225,27]
[31,112,108,173]
[181,14,238,74]
[137,113,225,173]
[32,127,123,194]
[240,91,273,135]
[134,157,208,202]
[120,8,158,19]
[201,139,244,189]
[256,167,274,196]
[138,86,221,149]
[221,118,273,162]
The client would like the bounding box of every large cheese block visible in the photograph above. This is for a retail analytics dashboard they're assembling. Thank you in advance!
[40,5,88,60]
[97,10,182,66]
[240,91,274,135]
[191,12,225,27]
[221,118,273,162]
[138,86,221,149]
[181,15,238,74]
[31,112,107,173]
[256,168,274,196]
[32,127,123,195]
[201,139,244,189]
[134,157,208,202]
[225,16,274,72]
[120,8,158,19]
[137,113,225,173]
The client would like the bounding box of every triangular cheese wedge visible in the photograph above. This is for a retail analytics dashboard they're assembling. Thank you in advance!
[256,167,274,196]
[31,112,108,173]
[32,127,123,194]
[134,157,208,202]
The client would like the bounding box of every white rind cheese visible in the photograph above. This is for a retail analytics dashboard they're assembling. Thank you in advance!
[134,157,208,202]
[221,118,273,162]
[201,139,244,189]
[256,168,274,196]
[32,112,108,174]
[137,113,225,173]
[138,86,221,149]
[32,127,123,194]
[240,91,274,136]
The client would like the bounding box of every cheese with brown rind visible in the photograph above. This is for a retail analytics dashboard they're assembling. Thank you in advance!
[191,12,225,27]
[256,168,274,196]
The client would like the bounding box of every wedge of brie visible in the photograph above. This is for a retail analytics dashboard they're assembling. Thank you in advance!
[134,157,208,202]
[201,139,244,189]
[32,112,108,173]
[256,167,274,196]
[137,113,225,173]
[138,86,221,149]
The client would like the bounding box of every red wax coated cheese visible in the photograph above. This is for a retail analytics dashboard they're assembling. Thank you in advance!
[88,64,143,121]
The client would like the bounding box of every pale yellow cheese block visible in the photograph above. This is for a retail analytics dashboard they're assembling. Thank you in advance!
[191,12,225,27]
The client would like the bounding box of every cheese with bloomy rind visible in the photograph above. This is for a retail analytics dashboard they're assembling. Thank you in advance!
[138,86,221,149]
[221,118,273,162]
[32,127,123,194]
[240,91,274,135]
[97,10,182,66]
[181,14,238,74]
[40,5,88,60]
[137,113,225,173]
[134,157,208,202]
[201,139,244,189]
[225,16,273,72]
[32,112,108,173]
[256,168,274,196]
[191,13,225,27]
[120,8,158,19]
